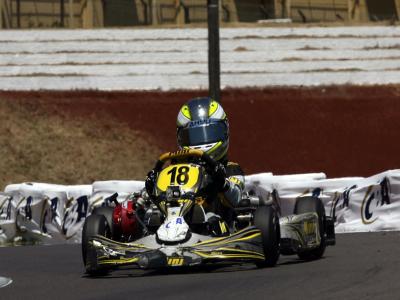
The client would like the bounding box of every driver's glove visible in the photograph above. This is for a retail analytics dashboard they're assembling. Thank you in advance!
[145,169,157,197]
[214,163,230,193]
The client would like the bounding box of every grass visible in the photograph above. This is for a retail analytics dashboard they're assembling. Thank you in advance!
[0,97,160,190]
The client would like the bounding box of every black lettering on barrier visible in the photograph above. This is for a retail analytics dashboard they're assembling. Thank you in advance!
[361,177,392,224]
[6,197,12,220]
[62,212,70,235]
[25,196,32,220]
[380,177,391,205]
[50,197,58,222]
[364,192,374,221]
[76,196,88,223]
[331,185,357,219]
[62,195,89,235]
[342,185,357,208]
[0,198,6,219]
[41,197,60,234]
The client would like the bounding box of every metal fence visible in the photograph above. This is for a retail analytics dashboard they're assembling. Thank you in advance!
[1,0,399,29]
[289,0,348,23]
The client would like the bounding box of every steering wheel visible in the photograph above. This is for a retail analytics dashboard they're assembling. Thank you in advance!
[153,149,217,175]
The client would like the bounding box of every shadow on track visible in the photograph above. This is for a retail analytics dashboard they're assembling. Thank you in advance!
[81,256,311,279]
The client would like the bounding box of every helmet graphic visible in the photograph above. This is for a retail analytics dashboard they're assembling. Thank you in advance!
[177,97,229,161]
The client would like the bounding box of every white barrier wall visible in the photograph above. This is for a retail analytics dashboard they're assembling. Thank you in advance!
[1,183,92,244]
[1,170,400,245]
[1,26,400,90]
[245,170,400,233]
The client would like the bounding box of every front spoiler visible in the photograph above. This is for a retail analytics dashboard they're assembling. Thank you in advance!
[85,227,265,271]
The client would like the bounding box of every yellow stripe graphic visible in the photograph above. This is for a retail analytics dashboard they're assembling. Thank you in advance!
[194,231,261,247]
[98,257,139,265]
[193,251,264,260]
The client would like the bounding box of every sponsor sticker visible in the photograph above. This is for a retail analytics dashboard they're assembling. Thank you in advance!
[167,257,184,266]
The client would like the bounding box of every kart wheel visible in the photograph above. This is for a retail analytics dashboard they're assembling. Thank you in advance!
[294,196,326,260]
[91,206,114,238]
[81,214,111,276]
[254,205,280,268]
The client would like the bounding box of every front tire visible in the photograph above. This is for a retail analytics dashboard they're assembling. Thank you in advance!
[81,214,111,275]
[254,205,280,267]
[91,206,114,238]
[294,196,326,260]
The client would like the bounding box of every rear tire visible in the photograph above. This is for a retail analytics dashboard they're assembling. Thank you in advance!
[254,205,280,267]
[294,196,326,260]
[81,214,111,275]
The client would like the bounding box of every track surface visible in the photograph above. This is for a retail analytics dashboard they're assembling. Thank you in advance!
[0,232,399,300]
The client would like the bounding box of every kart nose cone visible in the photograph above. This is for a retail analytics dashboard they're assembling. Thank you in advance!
[137,251,168,269]
[137,255,149,269]
[0,277,12,288]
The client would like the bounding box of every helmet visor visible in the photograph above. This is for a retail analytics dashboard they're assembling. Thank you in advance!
[178,121,228,147]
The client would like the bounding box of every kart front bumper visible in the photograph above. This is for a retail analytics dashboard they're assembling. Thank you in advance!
[85,227,266,271]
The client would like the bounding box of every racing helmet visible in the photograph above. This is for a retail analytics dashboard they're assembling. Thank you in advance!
[177,97,229,161]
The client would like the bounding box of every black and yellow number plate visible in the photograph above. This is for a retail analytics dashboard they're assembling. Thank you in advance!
[157,163,201,192]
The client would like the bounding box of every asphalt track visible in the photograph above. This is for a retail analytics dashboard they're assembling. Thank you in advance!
[0,232,399,300]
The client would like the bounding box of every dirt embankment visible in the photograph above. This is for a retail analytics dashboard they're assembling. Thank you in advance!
[1,85,400,189]
[0,94,161,190]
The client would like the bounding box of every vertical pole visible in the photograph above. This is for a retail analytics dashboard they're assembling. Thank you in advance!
[16,0,20,28]
[207,0,221,102]
[69,0,74,28]
[60,0,65,27]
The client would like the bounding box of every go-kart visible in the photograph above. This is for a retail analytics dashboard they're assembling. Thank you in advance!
[81,149,335,275]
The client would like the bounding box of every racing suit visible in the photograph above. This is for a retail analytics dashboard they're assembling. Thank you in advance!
[201,160,245,236]
[219,161,245,208]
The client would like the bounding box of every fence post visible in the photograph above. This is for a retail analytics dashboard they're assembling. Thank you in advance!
[175,0,184,25]
[60,0,65,27]
[208,0,220,102]
[285,0,291,18]
[396,0,400,19]
[222,0,238,22]
[16,0,20,28]
[69,0,74,28]
[82,0,93,28]
[0,0,3,29]
[348,0,358,21]
[2,0,12,28]
[151,0,158,25]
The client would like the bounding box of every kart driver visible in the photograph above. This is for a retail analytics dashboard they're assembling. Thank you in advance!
[145,97,245,236]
